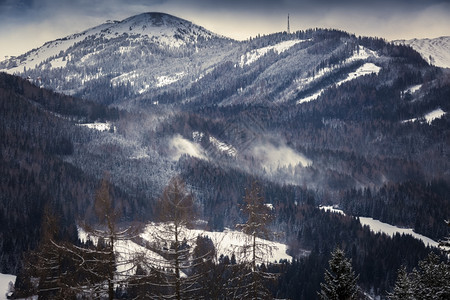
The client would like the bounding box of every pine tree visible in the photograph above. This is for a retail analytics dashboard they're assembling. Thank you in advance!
[415,253,450,299]
[318,247,359,300]
[389,266,416,300]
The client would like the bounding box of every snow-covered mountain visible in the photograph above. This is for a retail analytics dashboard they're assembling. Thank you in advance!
[0,12,233,104]
[1,12,220,74]
[394,36,450,68]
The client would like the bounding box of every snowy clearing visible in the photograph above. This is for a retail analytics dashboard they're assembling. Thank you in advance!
[239,39,305,67]
[0,273,15,300]
[140,224,292,264]
[424,108,446,124]
[156,72,185,87]
[209,136,237,157]
[319,206,438,247]
[79,224,291,274]
[402,108,446,124]
[358,217,438,247]
[336,63,381,86]
[296,90,324,104]
[78,122,114,132]
[404,84,422,95]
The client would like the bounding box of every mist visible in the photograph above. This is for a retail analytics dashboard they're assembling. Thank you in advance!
[168,134,207,161]
[251,142,311,173]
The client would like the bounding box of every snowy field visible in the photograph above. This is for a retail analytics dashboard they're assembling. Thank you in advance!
[319,206,438,247]
[79,223,292,275]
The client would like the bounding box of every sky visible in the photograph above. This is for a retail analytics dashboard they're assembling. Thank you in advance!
[0,0,449,60]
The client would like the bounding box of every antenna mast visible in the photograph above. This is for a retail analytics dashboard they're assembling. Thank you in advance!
[287,14,290,34]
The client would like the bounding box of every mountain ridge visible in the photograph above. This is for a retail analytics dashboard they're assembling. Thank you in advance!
[394,36,450,68]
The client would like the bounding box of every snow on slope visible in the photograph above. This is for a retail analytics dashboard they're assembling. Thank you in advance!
[402,108,446,124]
[296,46,380,104]
[394,36,450,69]
[404,84,422,95]
[358,217,438,247]
[336,63,381,86]
[140,223,292,263]
[78,122,114,132]
[209,136,238,157]
[1,12,217,74]
[156,72,186,88]
[239,39,305,67]
[0,273,15,300]
[79,223,291,275]
[319,206,438,247]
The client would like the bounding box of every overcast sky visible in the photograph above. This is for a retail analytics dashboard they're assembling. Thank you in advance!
[1,0,449,60]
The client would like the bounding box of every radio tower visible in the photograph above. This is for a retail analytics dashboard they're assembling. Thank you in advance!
[287,14,290,34]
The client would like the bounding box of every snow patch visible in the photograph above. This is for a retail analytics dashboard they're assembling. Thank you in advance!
[404,84,422,95]
[0,273,15,300]
[424,108,446,124]
[319,206,439,247]
[78,122,114,132]
[319,205,345,215]
[209,136,237,157]
[296,47,380,104]
[240,39,305,67]
[402,108,446,124]
[336,63,381,86]
[140,224,292,264]
[50,57,68,69]
[156,71,185,87]
[358,217,438,247]
[296,90,324,104]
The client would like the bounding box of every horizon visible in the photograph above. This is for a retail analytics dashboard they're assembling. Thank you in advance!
[1,0,449,60]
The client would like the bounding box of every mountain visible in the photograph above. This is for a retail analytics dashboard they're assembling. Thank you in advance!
[394,36,450,69]
[1,12,450,298]
[0,12,231,105]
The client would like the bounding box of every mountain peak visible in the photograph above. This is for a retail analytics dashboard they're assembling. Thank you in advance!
[0,12,224,74]
[122,12,191,27]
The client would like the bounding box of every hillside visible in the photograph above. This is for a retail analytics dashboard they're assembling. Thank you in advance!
[394,36,450,69]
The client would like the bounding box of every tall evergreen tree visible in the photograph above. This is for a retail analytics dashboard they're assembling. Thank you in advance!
[388,266,416,300]
[318,247,359,300]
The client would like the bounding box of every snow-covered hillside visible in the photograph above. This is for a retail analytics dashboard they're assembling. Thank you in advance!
[394,36,450,68]
[319,206,439,247]
[79,224,292,273]
[0,13,219,74]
